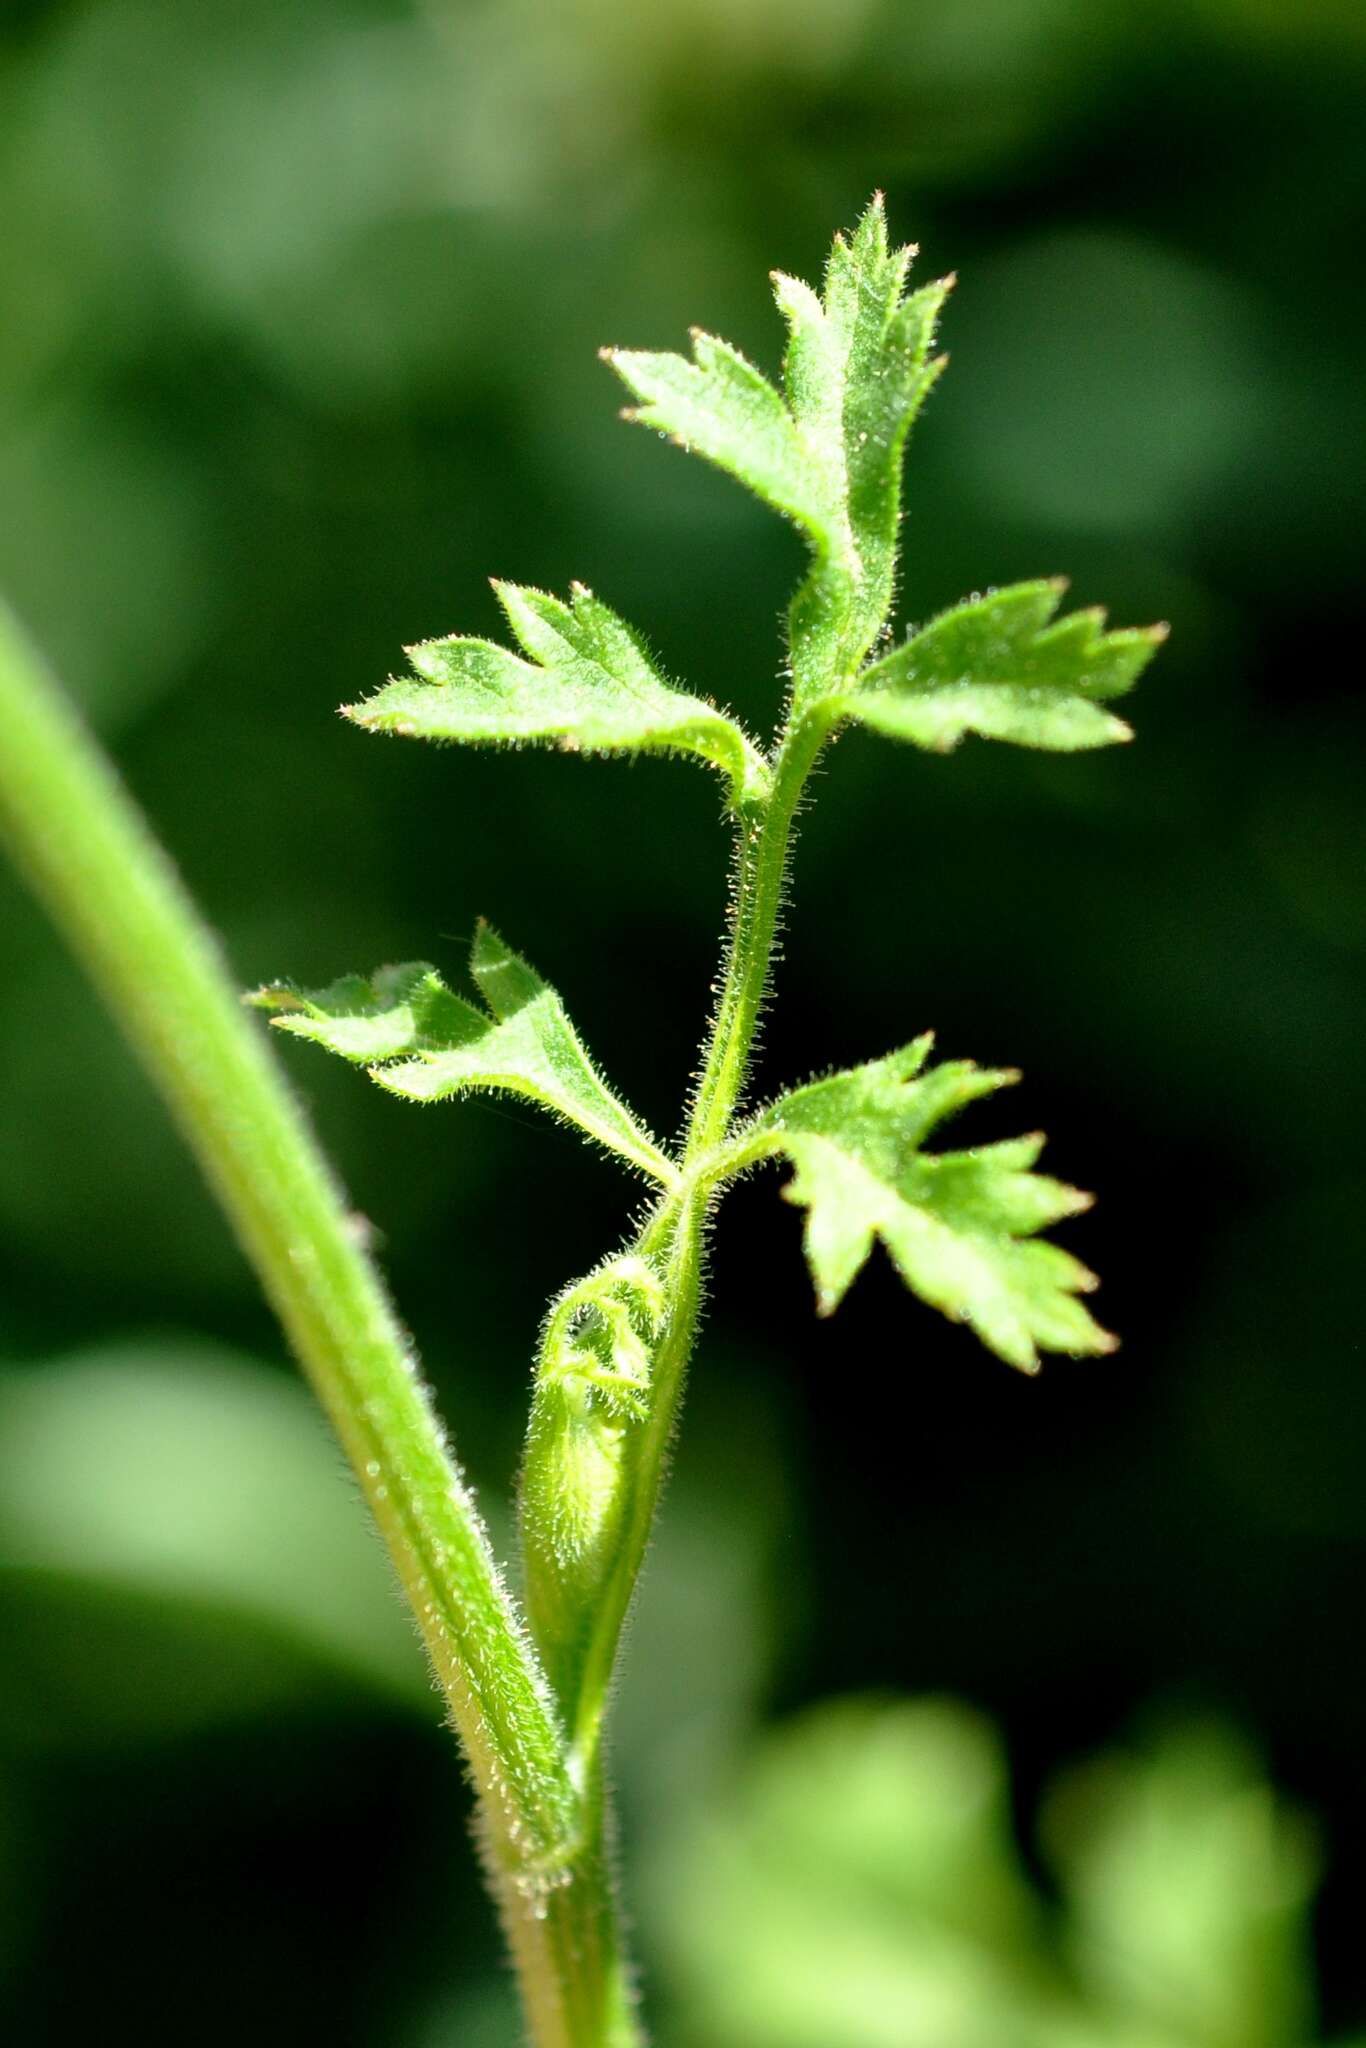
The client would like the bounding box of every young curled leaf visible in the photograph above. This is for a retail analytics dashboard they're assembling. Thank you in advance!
[747,1038,1111,1373]
[831,580,1167,754]
[343,580,769,808]
[249,925,677,1188]
[519,1254,666,1705]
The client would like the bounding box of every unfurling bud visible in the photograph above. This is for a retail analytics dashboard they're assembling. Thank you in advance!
[519,1255,664,1710]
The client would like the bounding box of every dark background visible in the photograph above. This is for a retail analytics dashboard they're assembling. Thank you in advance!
[1,0,1363,2041]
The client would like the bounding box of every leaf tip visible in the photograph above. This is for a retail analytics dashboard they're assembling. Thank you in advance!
[471,915,511,972]
[243,982,287,1013]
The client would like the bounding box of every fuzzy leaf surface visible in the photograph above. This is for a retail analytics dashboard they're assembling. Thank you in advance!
[605,197,951,701]
[775,199,951,698]
[250,927,674,1185]
[753,1039,1111,1371]
[601,332,825,538]
[834,580,1166,753]
[344,582,767,806]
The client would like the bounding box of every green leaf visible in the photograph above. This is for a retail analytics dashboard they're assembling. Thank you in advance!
[834,580,1167,753]
[250,924,677,1187]
[342,580,768,807]
[605,196,952,702]
[1043,1724,1319,2048]
[650,1696,1047,2048]
[652,1700,1326,2048]
[247,959,475,1063]
[0,1340,429,1731]
[751,1038,1111,1372]
[776,199,952,699]
[602,331,825,540]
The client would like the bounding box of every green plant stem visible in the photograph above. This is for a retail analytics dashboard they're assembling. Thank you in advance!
[686,713,829,1161]
[0,600,634,2048]
[567,1190,706,1771]
[565,708,832,1784]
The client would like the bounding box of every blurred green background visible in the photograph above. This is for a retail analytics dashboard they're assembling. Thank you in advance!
[2,0,1364,2041]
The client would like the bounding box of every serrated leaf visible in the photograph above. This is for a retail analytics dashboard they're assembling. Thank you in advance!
[834,580,1167,753]
[343,581,768,807]
[602,332,826,540]
[249,926,676,1187]
[752,1038,1111,1371]
[605,196,951,701]
[776,199,952,699]
[249,960,478,1062]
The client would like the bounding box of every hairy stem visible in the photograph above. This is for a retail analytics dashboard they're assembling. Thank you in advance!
[567,1191,707,1772]
[0,600,635,2048]
[561,709,832,1787]
[687,714,829,1160]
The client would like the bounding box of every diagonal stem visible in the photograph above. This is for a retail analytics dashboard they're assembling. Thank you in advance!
[0,599,637,2048]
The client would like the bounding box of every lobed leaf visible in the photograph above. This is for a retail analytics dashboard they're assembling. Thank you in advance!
[751,1038,1111,1372]
[343,581,768,807]
[250,925,675,1186]
[248,960,475,1062]
[834,579,1167,753]
[602,332,826,542]
[776,198,952,697]
[605,196,952,701]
